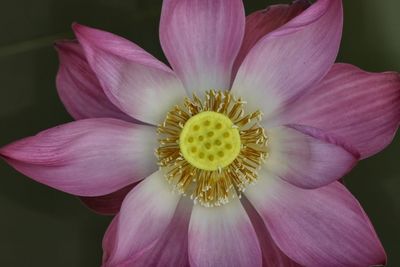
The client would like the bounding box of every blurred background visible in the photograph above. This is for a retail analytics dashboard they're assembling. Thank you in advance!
[0,0,399,266]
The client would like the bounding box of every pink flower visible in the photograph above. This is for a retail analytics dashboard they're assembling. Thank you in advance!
[1,0,399,266]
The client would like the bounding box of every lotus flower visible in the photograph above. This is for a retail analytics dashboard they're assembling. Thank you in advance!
[1,0,399,266]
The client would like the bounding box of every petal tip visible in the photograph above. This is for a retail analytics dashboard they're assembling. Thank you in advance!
[0,142,19,160]
[0,147,7,159]
[53,40,78,53]
[71,23,93,41]
[71,22,82,31]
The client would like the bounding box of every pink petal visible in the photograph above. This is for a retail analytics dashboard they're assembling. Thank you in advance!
[242,197,302,267]
[105,199,192,267]
[232,0,342,119]
[105,171,181,266]
[0,119,157,196]
[265,125,359,189]
[160,0,245,94]
[246,174,386,267]
[277,63,400,159]
[102,214,119,265]
[73,23,186,125]
[80,183,137,215]
[188,199,262,267]
[233,0,310,76]
[55,40,132,121]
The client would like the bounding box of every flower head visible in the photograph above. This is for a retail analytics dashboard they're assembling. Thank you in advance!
[1,0,399,266]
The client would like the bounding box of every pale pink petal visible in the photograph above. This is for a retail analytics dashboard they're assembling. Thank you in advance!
[233,0,310,76]
[113,199,192,267]
[0,119,157,196]
[242,197,302,267]
[105,170,181,266]
[188,198,262,267]
[102,199,191,267]
[160,0,245,94]
[80,183,137,215]
[265,125,359,189]
[246,173,386,267]
[277,63,400,159]
[73,24,186,125]
[102,214,119,265]
[232,0,342,119]
[55,40,132,121]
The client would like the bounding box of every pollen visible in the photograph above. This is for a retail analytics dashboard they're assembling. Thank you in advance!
[179,111,241,171]
[156,90,268,207]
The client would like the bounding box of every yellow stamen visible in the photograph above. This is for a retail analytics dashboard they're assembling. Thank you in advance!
[156,90,268,207]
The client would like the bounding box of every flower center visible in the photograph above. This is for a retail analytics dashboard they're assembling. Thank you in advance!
[157,90,268,207]
[179,111,241,171]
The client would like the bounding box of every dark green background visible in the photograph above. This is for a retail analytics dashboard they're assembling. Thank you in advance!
[0,0,399,266]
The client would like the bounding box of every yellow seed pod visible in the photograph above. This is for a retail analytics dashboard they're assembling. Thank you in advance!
[179,111,241,171]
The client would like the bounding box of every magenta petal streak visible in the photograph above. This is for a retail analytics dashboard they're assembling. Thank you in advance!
[232,0,343,119]
[265,125,359,189]
[0,119,157,196]
[277,63,400,159]
[80,183,137,215]
[242,197,302,267]
[246,176,386,267]
[55,40,133,121]
[233,0,310,76]
[73,24,186,125]
[188,199,262,267]
[103,199,192,267]
[104,171,181,266]
[160,0,245,94]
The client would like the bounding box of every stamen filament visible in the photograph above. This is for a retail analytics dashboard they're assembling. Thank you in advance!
[156,90,268,207]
